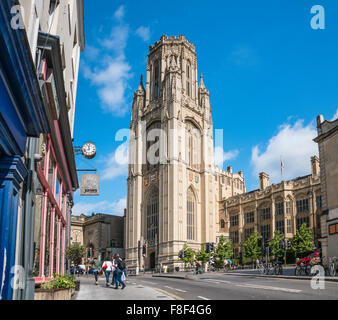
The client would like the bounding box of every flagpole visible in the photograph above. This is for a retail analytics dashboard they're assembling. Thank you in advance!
[280,156,284,182]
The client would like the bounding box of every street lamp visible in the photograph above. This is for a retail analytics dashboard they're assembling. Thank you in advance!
[307,190,316,247]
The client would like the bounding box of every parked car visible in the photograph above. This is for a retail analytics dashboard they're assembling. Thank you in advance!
[296,252,320,266]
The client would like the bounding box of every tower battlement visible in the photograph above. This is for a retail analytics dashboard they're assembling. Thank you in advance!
[149,34,196,55]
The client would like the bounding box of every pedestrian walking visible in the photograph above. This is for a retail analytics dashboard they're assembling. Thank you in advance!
[122,258,128,279]
[111,254,119,287]
[113,254,126,289]
[102,257,114,286]
[91,257,101,285]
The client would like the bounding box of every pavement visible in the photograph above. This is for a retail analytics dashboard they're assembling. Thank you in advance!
[74,275,174,300]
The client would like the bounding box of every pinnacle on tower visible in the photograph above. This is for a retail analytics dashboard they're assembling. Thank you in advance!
[135,74,145,95]
[199,73,205,88]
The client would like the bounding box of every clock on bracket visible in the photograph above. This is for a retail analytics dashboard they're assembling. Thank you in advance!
[82,142,96,159]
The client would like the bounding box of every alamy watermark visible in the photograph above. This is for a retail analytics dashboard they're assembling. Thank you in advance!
[311,5,325,30]
[10,5,25,30]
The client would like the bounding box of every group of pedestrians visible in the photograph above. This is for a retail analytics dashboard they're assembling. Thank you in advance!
[90,254,127,289]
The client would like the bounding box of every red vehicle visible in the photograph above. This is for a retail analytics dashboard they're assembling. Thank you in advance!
[296,252,320,266]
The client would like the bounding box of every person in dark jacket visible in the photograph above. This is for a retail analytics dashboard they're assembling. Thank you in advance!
[113,254,126,289]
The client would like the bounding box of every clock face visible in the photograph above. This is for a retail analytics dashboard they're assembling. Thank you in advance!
[82,142,96,159]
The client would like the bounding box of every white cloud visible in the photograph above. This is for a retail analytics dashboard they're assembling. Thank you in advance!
[251,119,318,183]
[100,143,129,181]
[114,5,125,21]
[85,57,132,115]
[72,198,126,216]
[83,6,132,116]
[214,146,239,168]
[331,108,338,121]
[102,25,129,54]
[136,26,150,42]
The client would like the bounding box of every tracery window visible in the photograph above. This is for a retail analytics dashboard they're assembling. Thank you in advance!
[146,188,159,241]
[187,188,196,240]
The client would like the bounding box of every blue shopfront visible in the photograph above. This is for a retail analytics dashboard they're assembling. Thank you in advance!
[0,0,47,300]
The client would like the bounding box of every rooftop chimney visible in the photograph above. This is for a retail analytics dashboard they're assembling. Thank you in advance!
[311,156,320,176]
[259,172,269,190]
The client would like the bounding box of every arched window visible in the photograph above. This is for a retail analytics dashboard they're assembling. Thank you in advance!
[153,60,160,98]
[185,121,201,169]
[146,122,161,171]
[146,188,159,241]
[187,188,196,240]
[220,219,225,229]
[186,62,191,97]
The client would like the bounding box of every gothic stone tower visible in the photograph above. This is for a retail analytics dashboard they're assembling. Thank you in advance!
[126,35,217,271]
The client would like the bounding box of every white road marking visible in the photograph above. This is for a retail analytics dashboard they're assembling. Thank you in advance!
[235,283,302,293]
[198,296,210,300]
[165,286,174,290]
[175,288,187,293]
[203,280,220,284]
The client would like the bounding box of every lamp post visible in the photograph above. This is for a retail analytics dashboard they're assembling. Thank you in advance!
[307,190,316,247]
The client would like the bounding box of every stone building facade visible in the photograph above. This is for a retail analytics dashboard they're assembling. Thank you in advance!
[314,115,338,265]
[0,0,85,300]
[220,157,322,256]
[125,35,245,272]
[71,214,124,261]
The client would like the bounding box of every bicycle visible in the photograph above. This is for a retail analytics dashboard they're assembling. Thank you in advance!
[258,263,271,275]
[328,257,337,277]
[273,261,283,275]
[258,263,265,274]
[295,262,309,276]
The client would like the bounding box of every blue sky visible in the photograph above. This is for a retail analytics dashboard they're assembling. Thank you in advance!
[72,0,338,216]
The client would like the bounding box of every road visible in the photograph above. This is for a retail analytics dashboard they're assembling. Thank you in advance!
[133,272,338,300]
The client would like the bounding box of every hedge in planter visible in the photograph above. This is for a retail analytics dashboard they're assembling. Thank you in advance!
[35,275,76,300]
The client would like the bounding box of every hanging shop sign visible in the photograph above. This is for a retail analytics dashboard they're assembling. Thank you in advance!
[80,174,100,196]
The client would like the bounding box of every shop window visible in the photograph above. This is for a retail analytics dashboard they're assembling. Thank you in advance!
[48,156,54,188]
[53,215,58,274]
[44,201,52,277]
[32,194,43,276]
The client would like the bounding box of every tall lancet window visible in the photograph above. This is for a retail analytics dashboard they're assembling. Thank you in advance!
[186,121,201,170]
[153,60,160,98]
[187,188,196,240]
[147,188,159,241]
[186,63,191,97]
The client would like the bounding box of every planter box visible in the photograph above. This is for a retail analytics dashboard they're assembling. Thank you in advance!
[35,288,75,300]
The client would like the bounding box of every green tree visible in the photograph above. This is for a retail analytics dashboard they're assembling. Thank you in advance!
[243,231,262,261]
[291,223,314,257]
[179,243,195,267]
[196,245,210,265]
[269,230,284,259]
[214,236,233,267]
[66,243,86,274]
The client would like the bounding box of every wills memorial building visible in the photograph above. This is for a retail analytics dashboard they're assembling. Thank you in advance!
[125,35,245,271]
